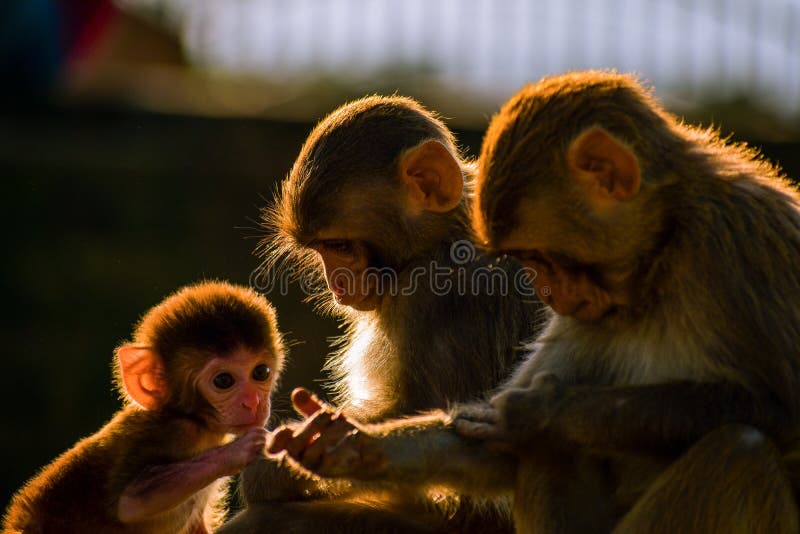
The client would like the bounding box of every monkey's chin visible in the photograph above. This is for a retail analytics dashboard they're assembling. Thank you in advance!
[549,297,608,323]
[337,292,382,311]
[228,420,267,434]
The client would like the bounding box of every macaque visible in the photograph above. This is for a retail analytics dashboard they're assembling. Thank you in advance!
[270,72,800,533]
[3,281,284,534]
[220,96,543,532]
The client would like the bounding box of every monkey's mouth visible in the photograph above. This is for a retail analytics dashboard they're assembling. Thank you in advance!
[230,419,266,432]
[334,285,382,311]
[231,412,269,429]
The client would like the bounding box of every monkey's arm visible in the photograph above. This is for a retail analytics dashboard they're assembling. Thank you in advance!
[269,389,516,495]
[458,374,788,455]
[117,427,265,523]
[555,381,788,452]
[239,454,328,503]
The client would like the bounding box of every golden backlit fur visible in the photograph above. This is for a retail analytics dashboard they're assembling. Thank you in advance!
[266,72,800,533]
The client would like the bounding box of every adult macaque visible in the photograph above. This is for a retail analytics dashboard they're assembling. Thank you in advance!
[221,96,543,532]
[3,281,284,533]
[270,72,800,533]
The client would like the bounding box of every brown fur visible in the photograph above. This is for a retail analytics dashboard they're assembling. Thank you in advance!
[267,72,800,533]
[470,71,800,531]
[224,96,545,532]
[4,281,284,533]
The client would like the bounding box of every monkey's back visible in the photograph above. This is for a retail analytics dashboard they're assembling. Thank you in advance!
[3,408,213,534]
[3,422,120,533]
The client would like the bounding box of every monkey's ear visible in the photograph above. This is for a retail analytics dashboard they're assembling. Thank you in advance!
[399,140,463,213]
[567,127,641,203]
[116,345,169,410]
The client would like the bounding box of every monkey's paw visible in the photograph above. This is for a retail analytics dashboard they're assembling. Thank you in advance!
[488,372,566,445]
[224,427,268,475]
[452,404,502,439]
[315,429,388,479]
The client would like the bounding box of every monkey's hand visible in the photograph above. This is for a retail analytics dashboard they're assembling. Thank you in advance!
[493,372,567,446]
[455,373,566,450]
[221,426,269,476]
[267,388,388,480]
[452,403,504,442]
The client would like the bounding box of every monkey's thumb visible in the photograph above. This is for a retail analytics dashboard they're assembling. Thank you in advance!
[291,387,325,416]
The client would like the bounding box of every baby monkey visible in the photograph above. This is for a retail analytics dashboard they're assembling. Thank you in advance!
[3,281,284,534]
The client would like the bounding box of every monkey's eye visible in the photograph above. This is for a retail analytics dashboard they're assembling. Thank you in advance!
[213,372,235,390]
[514,250,545,263]
[252,364,271,382]
[548,251,584,273]
[322,240,354,256]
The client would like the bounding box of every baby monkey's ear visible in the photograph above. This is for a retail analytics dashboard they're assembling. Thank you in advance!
[116,345,169,410]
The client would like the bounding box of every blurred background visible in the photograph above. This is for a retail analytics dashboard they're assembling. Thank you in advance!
[2,0,799,509]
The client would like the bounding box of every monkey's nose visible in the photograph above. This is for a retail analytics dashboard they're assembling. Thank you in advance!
[241,389,261,412]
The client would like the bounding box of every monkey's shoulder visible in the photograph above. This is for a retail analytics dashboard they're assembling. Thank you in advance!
[102,407,213,480]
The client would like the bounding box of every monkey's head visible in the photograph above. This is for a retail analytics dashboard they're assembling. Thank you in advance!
[475,71,689,323]
[114,281,285,435]
[260,95,469,312]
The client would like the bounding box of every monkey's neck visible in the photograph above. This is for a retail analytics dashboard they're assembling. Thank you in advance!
[395,210,472,269]
[332,316,402,422]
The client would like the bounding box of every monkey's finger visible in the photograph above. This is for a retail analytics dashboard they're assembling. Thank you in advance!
[245,439,268,462]
[453,419,500,440]
[284,412,334,459]
[299,418,356,470]
[249,430,268,451]
[456,405,499,423]
[266,427,295,454]
[244,426,268,441]
[291,387,332,417]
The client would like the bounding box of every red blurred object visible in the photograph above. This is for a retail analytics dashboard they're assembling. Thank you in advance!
[60,0,119,62]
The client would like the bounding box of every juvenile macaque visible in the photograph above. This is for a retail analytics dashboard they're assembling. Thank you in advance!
[3,281,284,534]
[271,72,800,533]
[221,96,543,532]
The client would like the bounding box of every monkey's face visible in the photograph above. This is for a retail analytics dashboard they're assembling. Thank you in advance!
[499,224,632,323]
[478,118,644,323]
[309,236,382,311]
[196,347,277,434]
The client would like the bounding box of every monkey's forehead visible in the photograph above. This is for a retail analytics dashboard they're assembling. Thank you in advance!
[281,179,398,238]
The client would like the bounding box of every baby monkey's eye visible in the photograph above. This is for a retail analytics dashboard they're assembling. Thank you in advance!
[213,372,235,390]
[252,364,271,382]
